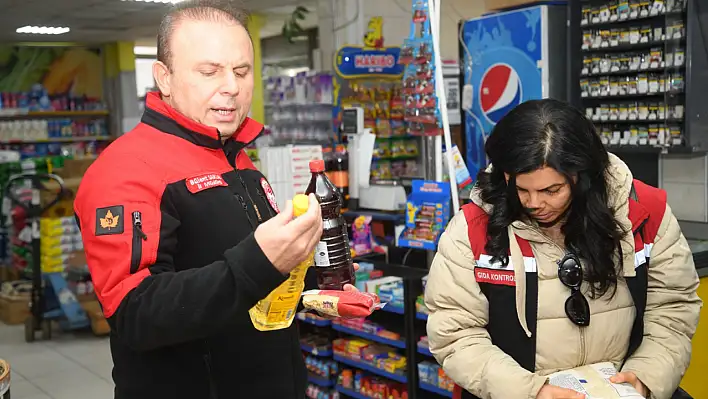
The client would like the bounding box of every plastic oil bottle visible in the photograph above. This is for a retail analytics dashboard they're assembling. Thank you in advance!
[249,194,314,331]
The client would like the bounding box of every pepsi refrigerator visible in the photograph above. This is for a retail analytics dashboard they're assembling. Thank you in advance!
[460,4,568,180]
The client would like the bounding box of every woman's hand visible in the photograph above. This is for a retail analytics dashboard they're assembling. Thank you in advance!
[610,372,649,397]
[536,384,586,399]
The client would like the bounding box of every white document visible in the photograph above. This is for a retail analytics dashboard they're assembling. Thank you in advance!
[548,362,645,399]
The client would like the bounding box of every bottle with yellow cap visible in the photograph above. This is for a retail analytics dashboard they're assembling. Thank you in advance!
[249,194,315,331]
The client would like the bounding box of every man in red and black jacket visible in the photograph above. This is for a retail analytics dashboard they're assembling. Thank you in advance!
[74,2,325,398]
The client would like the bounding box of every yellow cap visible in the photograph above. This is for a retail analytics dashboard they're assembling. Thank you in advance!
[293,194,309,217]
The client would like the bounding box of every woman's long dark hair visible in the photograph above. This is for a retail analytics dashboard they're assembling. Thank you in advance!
[477,99,625,298]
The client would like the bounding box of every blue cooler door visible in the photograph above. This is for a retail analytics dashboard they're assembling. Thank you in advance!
[461,6,545,180]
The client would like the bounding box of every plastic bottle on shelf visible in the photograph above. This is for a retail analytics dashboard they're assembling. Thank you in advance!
[305,159,355,290]
[248,194,314,331]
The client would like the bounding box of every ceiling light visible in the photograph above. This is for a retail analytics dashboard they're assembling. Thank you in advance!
[16,26,70,35]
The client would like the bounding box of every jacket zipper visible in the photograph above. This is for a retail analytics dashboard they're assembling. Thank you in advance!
[579,328,587,367]
[255,187,276,218]
[524,225,589,366]
[203,341,218,399]
[236,194,256,229]
[235,169,262,222]
[130,211,148,274]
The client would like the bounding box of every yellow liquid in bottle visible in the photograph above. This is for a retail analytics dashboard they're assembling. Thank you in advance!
[249,194,314,331]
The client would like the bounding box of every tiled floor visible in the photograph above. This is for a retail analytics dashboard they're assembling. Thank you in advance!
[0,323,114,399]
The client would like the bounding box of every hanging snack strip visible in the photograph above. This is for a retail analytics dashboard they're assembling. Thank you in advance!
[398,0,443,136]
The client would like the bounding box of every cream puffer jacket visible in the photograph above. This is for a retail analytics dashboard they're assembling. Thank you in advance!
[425,154,702,399]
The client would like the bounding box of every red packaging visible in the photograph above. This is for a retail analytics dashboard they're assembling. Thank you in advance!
[302,290,383,318]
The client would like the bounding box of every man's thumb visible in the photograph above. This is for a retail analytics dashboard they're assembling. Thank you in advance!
[271,200,294,225]
[610,373,626,383]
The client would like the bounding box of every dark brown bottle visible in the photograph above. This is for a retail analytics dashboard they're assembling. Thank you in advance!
[305,159,355,290]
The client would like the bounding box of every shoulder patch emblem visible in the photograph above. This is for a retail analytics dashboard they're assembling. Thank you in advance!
[260,178,280,213]
[96,205,124,236]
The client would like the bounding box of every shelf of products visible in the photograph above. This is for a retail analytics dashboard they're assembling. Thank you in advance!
[0,85,107,114]
[333,320,406,349]
[337,368,409,398]
[578,0,688,150]
[301,343,334,357]
[581,4,685,29]
[336,385,370,399]
[333,355,407,384]
[307,374,335,388]
[297,311,332,327]
[263,72,335,146]
[417,339,433,357]
[296,263,451,398]
[306,383,337,399]
[305,355,339,386]
[418,361,454,398]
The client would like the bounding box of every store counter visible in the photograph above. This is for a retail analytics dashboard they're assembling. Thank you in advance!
[679,241,707,398]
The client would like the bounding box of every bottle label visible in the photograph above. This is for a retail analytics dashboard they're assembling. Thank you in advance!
[314,241,331,267]
[323,218,342,230]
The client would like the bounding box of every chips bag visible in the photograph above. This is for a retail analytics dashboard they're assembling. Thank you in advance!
[302,290,385,318]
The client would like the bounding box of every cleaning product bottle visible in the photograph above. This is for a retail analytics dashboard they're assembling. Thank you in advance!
[249,194,314,331]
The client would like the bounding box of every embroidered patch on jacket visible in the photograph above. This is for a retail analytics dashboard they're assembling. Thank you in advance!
[186,173,228,194]
[260,178,280,213]
[474,268,516,287]
[96,205,124,236]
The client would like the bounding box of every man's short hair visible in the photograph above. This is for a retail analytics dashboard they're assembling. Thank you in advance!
[157,0,250,69]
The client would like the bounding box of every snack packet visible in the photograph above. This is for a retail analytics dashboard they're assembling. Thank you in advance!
[301,290,385,318]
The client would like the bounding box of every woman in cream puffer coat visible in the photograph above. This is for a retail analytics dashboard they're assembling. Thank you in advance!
[425,99,701,399]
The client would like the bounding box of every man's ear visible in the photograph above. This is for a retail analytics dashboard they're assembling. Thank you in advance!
[153,61,171,97]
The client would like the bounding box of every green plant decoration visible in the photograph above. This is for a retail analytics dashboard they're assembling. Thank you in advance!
[281,6,310,43]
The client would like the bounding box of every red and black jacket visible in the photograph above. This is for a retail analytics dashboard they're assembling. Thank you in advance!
[75,92,309,399]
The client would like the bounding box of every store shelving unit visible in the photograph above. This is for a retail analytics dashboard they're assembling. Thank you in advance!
[578,1,689,148]
[569,0,708,186]
[420,381,453,398]
[308,373,336,388]
[332,323,406,349]
[298,263,452,399]
[0,108,113,159]
[333,354,409,384]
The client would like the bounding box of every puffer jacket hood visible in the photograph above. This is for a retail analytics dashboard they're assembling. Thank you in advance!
[425,153,702,399]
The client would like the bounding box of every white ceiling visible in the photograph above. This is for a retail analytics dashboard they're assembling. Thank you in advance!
[0,0,317,44]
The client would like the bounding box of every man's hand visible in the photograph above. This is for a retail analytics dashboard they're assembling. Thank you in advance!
[536,384,585,399]
[610,372,649,397]
[254,194,323,275]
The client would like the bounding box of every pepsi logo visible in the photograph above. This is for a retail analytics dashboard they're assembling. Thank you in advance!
[480,63,523,125]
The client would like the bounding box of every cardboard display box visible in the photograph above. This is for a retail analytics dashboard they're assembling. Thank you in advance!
[80,300,110,336]
[0,282,30,325]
